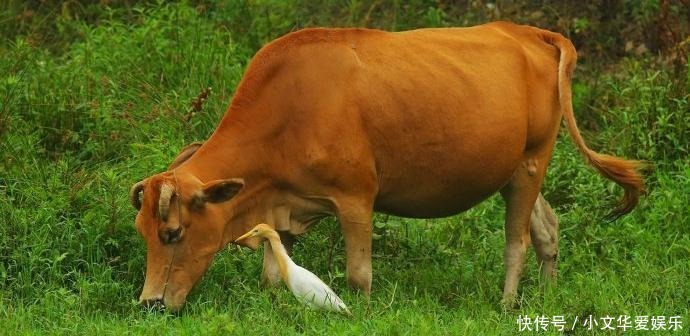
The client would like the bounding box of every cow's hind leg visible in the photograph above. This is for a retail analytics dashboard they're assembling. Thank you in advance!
[530,193,559,284]
[500,157,549,307]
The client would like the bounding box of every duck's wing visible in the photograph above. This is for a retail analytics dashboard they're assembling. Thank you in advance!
[287,265,350,315]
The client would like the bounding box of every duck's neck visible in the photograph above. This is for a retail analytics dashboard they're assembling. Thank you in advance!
[266,232,293,282]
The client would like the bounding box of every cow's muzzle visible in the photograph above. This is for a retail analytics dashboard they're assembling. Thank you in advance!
[140,297,165,311]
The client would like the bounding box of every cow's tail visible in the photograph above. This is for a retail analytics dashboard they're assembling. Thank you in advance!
[542,30,646,220]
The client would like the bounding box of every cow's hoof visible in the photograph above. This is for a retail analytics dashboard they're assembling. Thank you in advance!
[260,275,282,288]
[500,293,519,310]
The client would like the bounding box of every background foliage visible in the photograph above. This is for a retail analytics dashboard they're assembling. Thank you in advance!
[1,0,688,334]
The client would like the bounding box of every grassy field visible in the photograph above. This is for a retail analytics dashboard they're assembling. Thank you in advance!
[1,1,688,335]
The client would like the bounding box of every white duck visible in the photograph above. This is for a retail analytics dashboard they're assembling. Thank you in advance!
[235,223,351,315]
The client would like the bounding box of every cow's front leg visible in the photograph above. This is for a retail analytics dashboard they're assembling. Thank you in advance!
[260,230,296,287]
[337,199,374,296]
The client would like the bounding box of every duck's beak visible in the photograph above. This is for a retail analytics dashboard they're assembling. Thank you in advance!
[234,231,255,243]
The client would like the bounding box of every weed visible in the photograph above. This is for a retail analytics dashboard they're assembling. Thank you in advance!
[1,1,688,334]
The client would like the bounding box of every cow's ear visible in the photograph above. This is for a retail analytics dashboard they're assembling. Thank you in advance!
[168,142,204,170]
[191,178,244,209]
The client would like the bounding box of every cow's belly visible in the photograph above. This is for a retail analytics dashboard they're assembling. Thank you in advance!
[372,131,524,218]
[357,64,528,216]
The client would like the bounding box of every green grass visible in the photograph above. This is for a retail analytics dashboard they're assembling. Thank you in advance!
[1,1,689,335]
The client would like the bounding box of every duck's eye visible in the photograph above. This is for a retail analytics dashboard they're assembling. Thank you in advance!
[253,229,259,233]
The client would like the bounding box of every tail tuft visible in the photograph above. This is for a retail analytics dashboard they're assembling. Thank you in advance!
[586,150,647,220]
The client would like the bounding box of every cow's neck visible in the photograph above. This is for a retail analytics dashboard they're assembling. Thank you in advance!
[218,178,276,248]
[176,107,333,247]
[212,185,334,250]
[180,141,261,182]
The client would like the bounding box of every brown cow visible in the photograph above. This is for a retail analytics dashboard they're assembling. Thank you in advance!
[130,22,644,311]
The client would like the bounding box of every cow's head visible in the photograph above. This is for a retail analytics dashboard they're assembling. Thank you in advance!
[130,143,260,311]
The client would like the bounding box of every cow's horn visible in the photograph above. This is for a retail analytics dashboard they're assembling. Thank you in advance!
[159,183,175,221]
[130,180,145,210]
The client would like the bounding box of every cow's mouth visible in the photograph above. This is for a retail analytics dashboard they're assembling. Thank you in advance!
[140,292,185,312]
[140,297,166,311]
